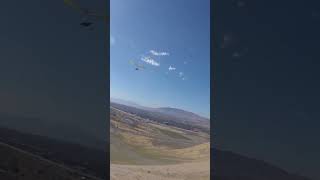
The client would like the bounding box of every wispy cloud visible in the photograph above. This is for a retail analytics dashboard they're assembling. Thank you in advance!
[179,72,184,77]
[179,72,187,80]
[168,66,176,71]
[141,56,160,66]
[150,50,170,56]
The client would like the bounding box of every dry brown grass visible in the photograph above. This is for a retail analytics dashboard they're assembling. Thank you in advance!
[110,107,210,179]
[111,159,210,180]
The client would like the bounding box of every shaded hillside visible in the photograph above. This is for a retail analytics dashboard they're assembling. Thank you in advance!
[212,148,312,180]
[0,127,107,179]
[0,142,102,180]
[0,113,107,150]
[110,102,210,133]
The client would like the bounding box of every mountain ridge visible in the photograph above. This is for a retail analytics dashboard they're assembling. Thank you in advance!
[110,98,209,120]
[110,102,210,133]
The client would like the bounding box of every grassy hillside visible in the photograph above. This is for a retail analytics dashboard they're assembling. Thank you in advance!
[110,106,210,165]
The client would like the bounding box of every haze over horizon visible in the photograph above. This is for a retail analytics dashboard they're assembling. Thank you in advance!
[110,97,210,119]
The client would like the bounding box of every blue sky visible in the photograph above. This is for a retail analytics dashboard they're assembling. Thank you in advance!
[110,0,210,118]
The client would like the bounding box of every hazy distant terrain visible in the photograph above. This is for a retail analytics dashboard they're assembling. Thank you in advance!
[110,102,210,133]
[110,103,210,180]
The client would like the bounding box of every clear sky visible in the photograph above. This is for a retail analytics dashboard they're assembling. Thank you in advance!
[110,0,210,118]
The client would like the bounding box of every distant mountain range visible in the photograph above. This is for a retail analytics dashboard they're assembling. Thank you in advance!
[110,98,209,120]
[153,107,209,122]
[110,99,210,133]
[110,98,148,109]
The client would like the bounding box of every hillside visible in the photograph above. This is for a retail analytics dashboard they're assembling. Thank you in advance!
[110,106,209,164]
[110,105,312,180]
[0,142,103,180]
[110,102,210,133]
[0,127,107,179]
[212,149,312,180]
[110,106,210,180]
[154,107,208,122]
[0,113,107,150]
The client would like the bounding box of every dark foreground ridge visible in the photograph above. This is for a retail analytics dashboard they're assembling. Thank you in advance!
[0,142,103,180]
[0,127,107,179]
[212,148,312,180]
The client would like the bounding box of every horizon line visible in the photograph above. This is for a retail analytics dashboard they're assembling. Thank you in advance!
[110,96,210,119]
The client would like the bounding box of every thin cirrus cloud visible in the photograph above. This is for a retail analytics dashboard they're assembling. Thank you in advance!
[179,72,187,80]
[168,66,176,71]
[141,56,160,66]
[179,72,184,77]
[150,50,170,56]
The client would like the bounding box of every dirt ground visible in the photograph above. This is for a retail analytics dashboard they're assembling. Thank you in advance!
[111,160,210,180]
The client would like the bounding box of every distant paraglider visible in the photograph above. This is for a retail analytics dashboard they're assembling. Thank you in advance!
[129,60,145,71]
